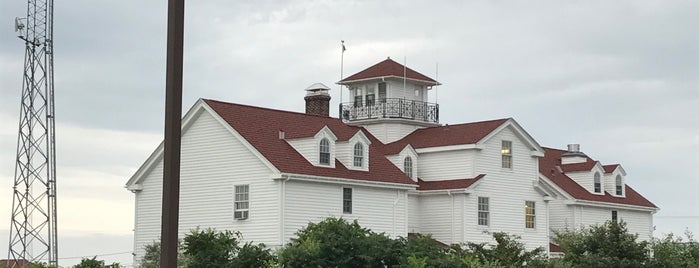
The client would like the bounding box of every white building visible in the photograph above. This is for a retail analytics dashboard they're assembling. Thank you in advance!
[125,58,657,263]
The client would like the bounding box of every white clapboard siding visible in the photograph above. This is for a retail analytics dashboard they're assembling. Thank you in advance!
[133,110,279,264]
[567,171,605,196]
[408,194,421,233]
[283,180,408,241]
[570,205,653,241]
[286,137,318,165]
[548,199,574,235]
[363,122,422,144]
[419,194,465,245]
[418,150,475,181]
[467,126,548,250]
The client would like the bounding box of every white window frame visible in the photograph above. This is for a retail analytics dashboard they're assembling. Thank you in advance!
[353,143,363,167]
[501,140,512,169]
[343,187,352,214]
[234,184,249,220]
[478,197,489,226]
[404,156,413,178]
[319,138,330,165]
[612,210,618,222]
[615,175,623,195]
[594,172,601,193]
[525,201,536,228]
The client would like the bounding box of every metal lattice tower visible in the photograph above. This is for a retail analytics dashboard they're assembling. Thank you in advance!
[7,0,57,267]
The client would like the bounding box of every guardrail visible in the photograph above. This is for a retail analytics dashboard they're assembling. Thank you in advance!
[339,98,439,123]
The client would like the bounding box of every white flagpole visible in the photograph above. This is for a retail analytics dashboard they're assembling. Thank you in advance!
[340,40,345,116]
[403,56,407,99]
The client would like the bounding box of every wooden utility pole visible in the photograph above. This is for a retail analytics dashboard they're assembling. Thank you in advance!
[160,0,185,267]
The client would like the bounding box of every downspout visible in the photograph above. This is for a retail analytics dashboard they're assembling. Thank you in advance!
[447,190,454,244]
[280,175,291,246]
[545,199,551,258]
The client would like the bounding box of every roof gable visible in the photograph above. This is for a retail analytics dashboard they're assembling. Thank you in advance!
[125,99,280,189]
[384,118,508,154]
[539,147,657,208]
[203,99,416,185]
[477,119,545,156]
[339,58,440,86]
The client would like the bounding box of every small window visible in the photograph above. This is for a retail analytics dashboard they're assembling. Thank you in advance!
[478,197,489,226]
[612,210,618,222]
[366,94,375,107]
[501,141,512,169]
[615,175,623,195]
[404,156,413,178]
[594,172,601,193]
[353,143,363,167]
[234,185,249,220]
[354,95,363,107]
[319,138,330,165]
[343,188,352,214]
[525,201,536,228]
[378,83,387,103]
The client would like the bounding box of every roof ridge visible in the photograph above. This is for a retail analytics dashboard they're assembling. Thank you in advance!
[203,98,345,121]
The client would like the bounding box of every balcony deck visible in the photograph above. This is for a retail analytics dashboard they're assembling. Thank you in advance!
[339,98,439,124]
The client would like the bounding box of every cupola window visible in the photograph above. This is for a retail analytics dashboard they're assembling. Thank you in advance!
[319,138,330,165]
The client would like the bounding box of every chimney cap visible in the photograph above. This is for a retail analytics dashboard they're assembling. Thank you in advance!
[305,83,331,94]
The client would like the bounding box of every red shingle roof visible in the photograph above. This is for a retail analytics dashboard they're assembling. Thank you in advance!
[204,99,416,186]
[417,174,485,191]
[339,58,439,85]
[603,164,620,173]
[383,119,508,154]
[540,147,656,208]
[560,160,598,173]
[0,259,31,267]
[549,243,563,253]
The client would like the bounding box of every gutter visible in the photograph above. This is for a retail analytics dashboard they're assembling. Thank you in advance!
[276,173,417,190]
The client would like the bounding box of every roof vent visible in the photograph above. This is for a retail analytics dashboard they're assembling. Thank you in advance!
[561,143,587,164]
[567,144,580,153]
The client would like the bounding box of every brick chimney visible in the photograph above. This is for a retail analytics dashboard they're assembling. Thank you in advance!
[304,83,331,117]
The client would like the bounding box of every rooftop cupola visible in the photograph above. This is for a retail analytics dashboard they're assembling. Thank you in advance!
[304,82,331,117]
[561,144,588,164]
[337,58,441,143]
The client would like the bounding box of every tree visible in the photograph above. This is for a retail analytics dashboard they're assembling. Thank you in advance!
[72,257,120,268]
[277,217,401,268]
[463,232,546,267]
[182,228,274,268]
[139,240,189,268]
[647,231,699,268]
[555,220,649,267]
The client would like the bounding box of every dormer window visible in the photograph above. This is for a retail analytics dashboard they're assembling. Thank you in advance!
[615,175,623,195]
[404,156,413,178]
[319,138,330,165]
[353,143,364,167]
[594,172,601,193]
[501,140,512,169]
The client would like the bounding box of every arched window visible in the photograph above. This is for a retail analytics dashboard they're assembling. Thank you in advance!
[593,172,601,193]
[319,138,330,165]
[404,156,413,178]
[615,175,623,195]
[353,143,363,167]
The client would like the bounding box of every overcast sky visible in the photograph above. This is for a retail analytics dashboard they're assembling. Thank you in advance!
[0,0,697,267]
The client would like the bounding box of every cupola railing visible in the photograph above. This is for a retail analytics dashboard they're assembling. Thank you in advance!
[339,98,439,123]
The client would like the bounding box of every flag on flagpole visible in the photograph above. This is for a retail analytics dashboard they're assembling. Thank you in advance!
[342,40,346,52]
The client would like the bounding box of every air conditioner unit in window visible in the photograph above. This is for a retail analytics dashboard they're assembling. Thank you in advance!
[234,211,248,220]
